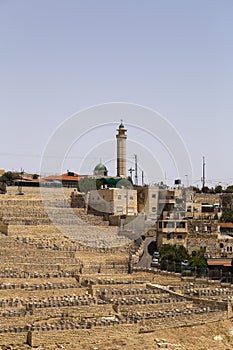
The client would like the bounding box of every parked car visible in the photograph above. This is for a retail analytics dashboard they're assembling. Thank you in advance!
[151,257,160,268]
[152,251,160,258]
[181,261,192,270]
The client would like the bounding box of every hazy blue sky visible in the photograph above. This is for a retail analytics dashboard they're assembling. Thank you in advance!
[0,0,233,187]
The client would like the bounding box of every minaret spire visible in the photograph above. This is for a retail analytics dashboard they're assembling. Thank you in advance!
[116,120,127,177]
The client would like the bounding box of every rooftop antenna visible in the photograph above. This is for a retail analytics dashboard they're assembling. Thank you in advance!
[202,156,206,191]
[134,154,138,185]
[128,167,135,179]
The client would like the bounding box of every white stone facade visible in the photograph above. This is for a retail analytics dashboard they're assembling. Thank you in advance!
[88,188,137,216]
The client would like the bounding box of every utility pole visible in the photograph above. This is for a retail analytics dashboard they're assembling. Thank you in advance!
[128,167,135,179]
[142,171,144,186]
[185,174,189,188]
[134,154,138,186]
[18,168,24,195]
[202,156,206,191]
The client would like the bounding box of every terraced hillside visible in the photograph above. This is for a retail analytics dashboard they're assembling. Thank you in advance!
[1,187,233,350]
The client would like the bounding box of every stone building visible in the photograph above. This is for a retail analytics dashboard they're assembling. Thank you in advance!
[220,193,233,209]
[187,193,221,220]
[70,189,85,208]
[136,186,160,218]
[186,219,219,256]
[87,187,137,218]
[156,187,191,249]
[156,190,224,256]
[43,171,81,188]
[157,218,188,249]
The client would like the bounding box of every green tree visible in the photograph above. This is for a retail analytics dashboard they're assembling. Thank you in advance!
[176,245,189,262]
[188,249,207,268]
[78,177,101,193]
[192,186,201,193]
[221,210,233,223]
[214,185,223,193]
[0,171,20,185]
[159,244,189,271]
[116,178,133,189]
[225,185,233,193]
[202,186,210,193]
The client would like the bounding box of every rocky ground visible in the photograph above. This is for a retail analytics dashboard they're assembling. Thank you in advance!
[1,187,233,349]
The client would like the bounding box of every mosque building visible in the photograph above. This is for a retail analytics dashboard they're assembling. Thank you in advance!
[93,163,108,177]
[92,120,127,179]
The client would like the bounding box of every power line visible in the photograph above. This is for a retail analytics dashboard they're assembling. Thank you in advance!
[0,153,113,160]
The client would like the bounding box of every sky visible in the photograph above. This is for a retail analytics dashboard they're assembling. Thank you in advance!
[0,0,233,188]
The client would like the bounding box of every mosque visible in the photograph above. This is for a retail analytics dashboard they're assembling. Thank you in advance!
[32,121,128,189]
[92,120,127,179]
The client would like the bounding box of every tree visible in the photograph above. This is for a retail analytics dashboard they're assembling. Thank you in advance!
[201,186,211,193]
[0,171,20,185]
[176,245,189,262]
[221,210,233,223]
[159,244,207,274]
[159,244,189,271]
[77,178,101,193]
[189,249,207,269]
[214,185,223,193]
[225,185,233,193]
[192,186,201,193]
[116,178,133,189]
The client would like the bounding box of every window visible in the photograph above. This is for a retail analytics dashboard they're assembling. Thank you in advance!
[164,221,175,228]
[177,235,183,240]
[152,207,156,212]
[220,243,224,248]
[118,195,121,200]
[167,233,171,240]
[159,221,162,229]
[152,194,156,198]
[176,221,186,229]
[129,195,134,200]
[116,206,123,212]
[128,207,134,213]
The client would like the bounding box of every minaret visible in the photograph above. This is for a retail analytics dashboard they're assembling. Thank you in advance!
[116,120,127,177]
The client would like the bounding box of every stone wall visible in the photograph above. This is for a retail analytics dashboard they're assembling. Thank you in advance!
[187,232,218,255]
[194,193,220,204]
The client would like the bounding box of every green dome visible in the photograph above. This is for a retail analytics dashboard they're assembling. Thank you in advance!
[94,163,107,171]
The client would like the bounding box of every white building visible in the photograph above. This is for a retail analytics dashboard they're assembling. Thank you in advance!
[88,187,137,216]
